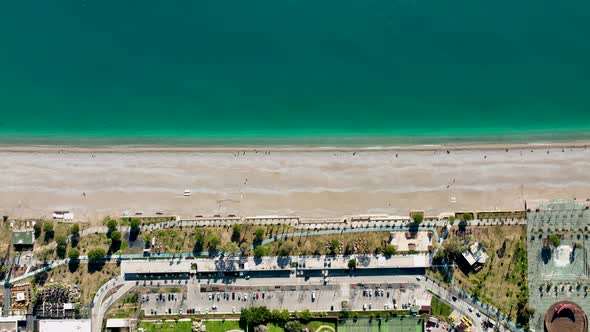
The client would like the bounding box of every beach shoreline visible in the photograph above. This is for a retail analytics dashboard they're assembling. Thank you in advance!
[0,140,588,153]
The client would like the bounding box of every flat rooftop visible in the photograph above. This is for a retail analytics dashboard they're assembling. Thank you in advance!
[12,231,34,246]
[122,254,429,276]
[38,319,91,332]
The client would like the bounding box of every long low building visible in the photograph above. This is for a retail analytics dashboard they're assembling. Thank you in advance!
[38,319,91,332]
[120,254,430,280]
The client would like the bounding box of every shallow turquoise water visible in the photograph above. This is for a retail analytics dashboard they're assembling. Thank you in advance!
[1,0,590,146]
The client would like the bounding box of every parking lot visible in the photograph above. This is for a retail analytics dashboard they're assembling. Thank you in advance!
[140,278,431,316]
[140,291,185,316]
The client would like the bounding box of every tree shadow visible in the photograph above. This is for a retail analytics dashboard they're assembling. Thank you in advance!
[541,246,552,264]
[71,233,80,247]
[44,231,54,243]
[253,255,263,265]
[129,227,140,242]
[68,259,80,273]
[193,240,204,255]
[34,269,49,286]
[408,223,419,238]
[88,260,105,273]
[277,256,292,269]
[570,248,576,263]
[108,241,121,255]
[458,220,467,233]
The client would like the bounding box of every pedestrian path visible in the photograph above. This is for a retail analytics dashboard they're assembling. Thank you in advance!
[9,226,439,284]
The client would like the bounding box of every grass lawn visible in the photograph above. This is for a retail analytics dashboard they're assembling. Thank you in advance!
[138,321,192,332]
[307,320,336,331]
[451,225,527,321]
[107,292,140,319]
[204,320,243,332]
[266,323,285,332]
[430,296,452,319]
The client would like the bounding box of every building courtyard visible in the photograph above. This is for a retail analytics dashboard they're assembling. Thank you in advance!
[527,200,590,331]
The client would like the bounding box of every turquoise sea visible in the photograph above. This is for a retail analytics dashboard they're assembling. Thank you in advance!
[1,0,590,146]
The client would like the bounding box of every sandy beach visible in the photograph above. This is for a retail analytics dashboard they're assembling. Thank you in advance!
[1,144,589,223]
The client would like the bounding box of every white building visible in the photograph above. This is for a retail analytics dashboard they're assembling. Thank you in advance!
[52,211,74,220]
[38,319,90,332]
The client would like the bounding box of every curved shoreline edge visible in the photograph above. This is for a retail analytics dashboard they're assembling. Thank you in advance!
[0,141,588,153]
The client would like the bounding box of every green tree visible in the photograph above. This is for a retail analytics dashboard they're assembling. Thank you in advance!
[111,231,122,243]
[239,242,250,256]
[55,236,67,258]
[463,213,474,222]
[33,223,42,238]
[68,248,80,260]
[106,219,117,240]
[87,248,106,272]
[271,309,290,322]
[384,244,397,256]
[329,240,340,254]
[43,222,54,242]
[240,306,271,326]
[297,309,313,321]
[68,248,81,272]
[448,216,456,225]
[284,321,304,332]
[193,231,205,253]
[443,236,469,259]
[255,227,265,243]
[129,218,141,229]
[70,223,80,247]
[254,245,269,258]
[207,236,221,251]
[70,224,80,235]
[37,248,53,262]
[129,218,141,241]
[348,259,357,269]
[232,224,242,242]
[88,248,106,263]
[278,246,291,257]
[549,233,561,247]
[221,242,240,255]
[412,213,424,224]
[110,231,122,252]
[107,219,117,229]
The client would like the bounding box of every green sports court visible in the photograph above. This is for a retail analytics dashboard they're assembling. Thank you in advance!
[338,317,424,332]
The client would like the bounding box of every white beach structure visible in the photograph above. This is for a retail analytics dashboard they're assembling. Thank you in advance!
[52,211,74,220]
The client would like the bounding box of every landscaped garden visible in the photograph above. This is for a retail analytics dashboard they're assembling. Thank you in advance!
[441,225,527,322]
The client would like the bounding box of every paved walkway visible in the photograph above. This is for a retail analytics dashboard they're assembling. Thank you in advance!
[91,277,134,332]
[33,214,524,256]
